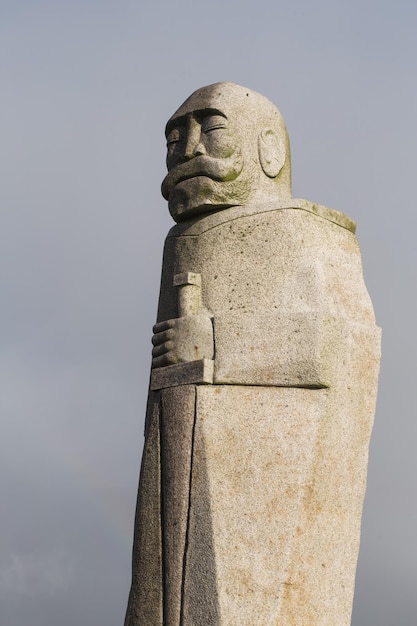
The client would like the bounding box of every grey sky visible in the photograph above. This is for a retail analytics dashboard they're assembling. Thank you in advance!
[1,0,416,624]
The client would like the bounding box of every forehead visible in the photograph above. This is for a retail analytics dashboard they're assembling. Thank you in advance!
[165,86,245,136]
[166,107,228,137]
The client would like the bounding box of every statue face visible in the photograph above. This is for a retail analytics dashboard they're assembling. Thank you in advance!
[165,111,243,178]
[161,83,291,221]
[161,85,260,221]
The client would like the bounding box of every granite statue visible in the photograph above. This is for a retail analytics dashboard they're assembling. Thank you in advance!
[124,83,381,625]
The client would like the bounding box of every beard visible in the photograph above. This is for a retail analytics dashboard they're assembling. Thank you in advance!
[166,174,257,222]
[161,152,260,222]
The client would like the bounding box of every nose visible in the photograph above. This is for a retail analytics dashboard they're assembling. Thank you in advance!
[183,118,206,160]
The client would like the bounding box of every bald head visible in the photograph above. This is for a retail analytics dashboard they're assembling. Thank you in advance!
[161,82,292,222]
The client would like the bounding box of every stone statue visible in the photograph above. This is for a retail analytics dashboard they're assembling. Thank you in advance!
[125,83,381,625]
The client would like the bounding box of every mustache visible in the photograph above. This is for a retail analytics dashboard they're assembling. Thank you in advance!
[161,154,243,199]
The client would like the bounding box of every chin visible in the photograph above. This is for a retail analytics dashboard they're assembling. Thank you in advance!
[168,177,249,222]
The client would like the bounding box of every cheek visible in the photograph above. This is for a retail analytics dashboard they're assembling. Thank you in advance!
[166,143,184,169]
[204,131,240,159]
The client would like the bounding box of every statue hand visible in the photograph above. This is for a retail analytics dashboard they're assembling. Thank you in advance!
[151,314,214,368]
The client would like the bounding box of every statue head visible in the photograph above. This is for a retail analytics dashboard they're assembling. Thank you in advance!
[161,82,292,222]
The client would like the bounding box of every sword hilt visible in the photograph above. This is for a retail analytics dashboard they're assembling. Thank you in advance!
[173,272,202,317]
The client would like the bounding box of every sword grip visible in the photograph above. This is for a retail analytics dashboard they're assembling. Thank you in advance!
[173,272,202,317]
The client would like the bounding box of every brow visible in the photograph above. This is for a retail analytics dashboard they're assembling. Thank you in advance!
[165,108,227,137]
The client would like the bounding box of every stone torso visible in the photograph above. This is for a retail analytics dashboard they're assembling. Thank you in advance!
[157,200,376,388]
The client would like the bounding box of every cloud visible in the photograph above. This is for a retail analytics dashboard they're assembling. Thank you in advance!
[0,547,75,598]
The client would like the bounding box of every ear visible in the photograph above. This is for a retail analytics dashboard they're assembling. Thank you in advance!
[258,129,286,178]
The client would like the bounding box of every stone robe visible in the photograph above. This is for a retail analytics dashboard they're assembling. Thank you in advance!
[125,199,380,626]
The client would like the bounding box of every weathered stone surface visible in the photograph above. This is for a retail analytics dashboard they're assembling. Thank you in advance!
[125,83,381,625]
[125,393,162,626]
[161,386,196,625]
[151,358,213,390]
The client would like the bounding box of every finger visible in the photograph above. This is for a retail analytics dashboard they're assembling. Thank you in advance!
[152,352,178,368]
[151,328,175,346]
[153,319,175,334]
[152,341,175,357]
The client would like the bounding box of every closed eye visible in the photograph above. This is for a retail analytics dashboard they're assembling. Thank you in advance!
[166,128,183,146]
[201,115,228,134]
